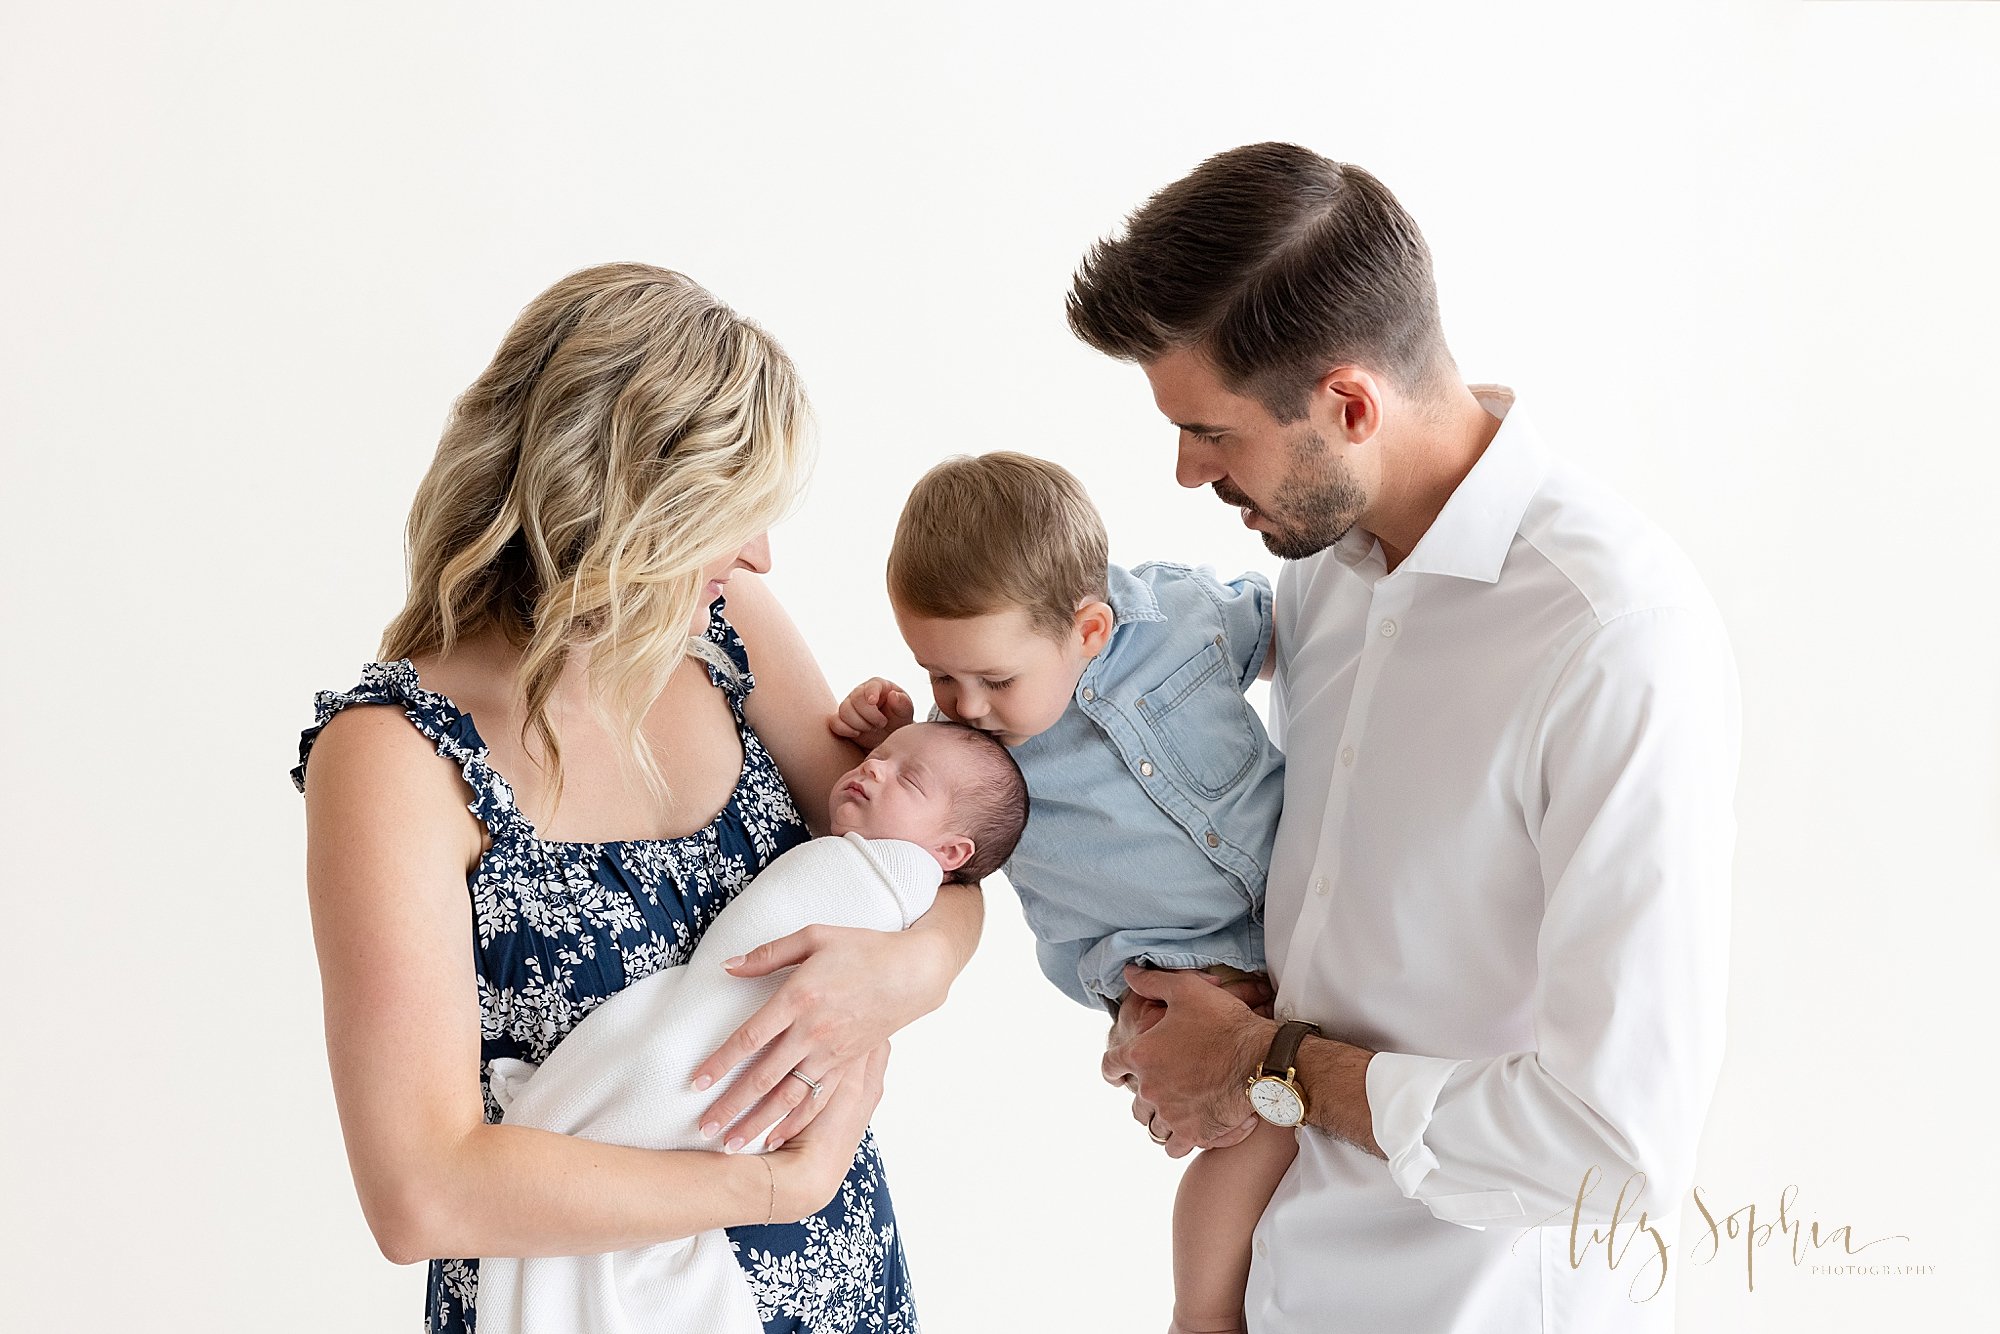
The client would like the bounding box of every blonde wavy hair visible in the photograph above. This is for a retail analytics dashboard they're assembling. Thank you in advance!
[381,262,814,805]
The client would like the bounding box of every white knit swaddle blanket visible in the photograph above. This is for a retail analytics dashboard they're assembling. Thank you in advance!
[477,832,942,1334]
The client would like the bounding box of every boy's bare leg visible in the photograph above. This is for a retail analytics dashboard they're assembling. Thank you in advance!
[1168,1119,1298,1334]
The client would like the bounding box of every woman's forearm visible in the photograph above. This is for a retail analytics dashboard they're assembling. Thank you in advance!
[907,882,984,1010]
[366,1122,776,1265]
[368,1034,890,1266]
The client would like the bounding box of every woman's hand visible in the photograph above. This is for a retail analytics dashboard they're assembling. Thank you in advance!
[829,677,916,753]
[764,1042,889,1221]
[692,920,955,1150]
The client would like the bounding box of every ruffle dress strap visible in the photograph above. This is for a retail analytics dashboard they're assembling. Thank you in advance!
[291,659,531,842]
[697,599,756,717]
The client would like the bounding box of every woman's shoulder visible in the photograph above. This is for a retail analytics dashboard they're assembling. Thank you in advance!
[293,660,482,789]
[297,693,467,808]
[292,652,527,842]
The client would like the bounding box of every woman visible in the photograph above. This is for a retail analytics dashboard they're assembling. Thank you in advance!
[294,263,979,1332]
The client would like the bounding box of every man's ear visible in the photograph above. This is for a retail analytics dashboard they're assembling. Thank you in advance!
[1074,600,1116,659]
[1316,364,1384,443]
[934,833,975,875]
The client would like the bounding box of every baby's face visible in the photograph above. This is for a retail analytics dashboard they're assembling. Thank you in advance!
[827,724,974,855]
[894,605,1089,747]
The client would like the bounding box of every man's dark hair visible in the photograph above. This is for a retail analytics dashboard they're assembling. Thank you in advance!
[1066,142,1451,421]
[935,723,1030,885]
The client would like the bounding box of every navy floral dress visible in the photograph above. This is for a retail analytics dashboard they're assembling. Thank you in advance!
[293,603,918,1334]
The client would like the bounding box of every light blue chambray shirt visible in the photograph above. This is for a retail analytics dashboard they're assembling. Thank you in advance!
[1003,561,1286,1009]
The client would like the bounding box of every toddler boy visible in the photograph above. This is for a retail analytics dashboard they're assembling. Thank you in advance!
[834,452,1290,1334]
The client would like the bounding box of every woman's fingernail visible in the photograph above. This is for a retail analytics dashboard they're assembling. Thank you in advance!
[725,1136,746,1153]
[767,1137,784,1151]
[693,1075,713,1092]
[723,955,745,969]
[700,1121,721,1140]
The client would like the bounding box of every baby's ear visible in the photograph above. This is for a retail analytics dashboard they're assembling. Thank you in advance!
[1074,599,1115,657]
[934,833,976,875]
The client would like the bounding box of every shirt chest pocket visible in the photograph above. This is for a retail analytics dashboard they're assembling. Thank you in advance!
[1134,635,1259,800]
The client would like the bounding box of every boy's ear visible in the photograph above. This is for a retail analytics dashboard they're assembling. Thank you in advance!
[934,833,975,875]
[1074,600,1115,658]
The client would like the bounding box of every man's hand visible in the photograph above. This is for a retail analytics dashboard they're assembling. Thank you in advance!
[829,677,916,752]
[1106,969,1272,1051]
[1103,964,1277,1158]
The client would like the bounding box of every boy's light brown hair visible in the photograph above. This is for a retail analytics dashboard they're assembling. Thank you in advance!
[888,452,1109,642]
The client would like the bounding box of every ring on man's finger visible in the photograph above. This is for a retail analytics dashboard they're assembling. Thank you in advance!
[786,1068,824,1099]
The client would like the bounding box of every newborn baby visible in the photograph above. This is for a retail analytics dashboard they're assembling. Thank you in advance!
[478,721,1029,1334]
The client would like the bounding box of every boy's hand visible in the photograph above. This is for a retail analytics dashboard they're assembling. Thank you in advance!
[830,677,916,751]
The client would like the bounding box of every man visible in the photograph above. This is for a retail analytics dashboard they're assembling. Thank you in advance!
[1074,144,1739,1332]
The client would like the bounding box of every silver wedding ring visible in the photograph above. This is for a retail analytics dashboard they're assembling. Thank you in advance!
[787,1068,824,1099]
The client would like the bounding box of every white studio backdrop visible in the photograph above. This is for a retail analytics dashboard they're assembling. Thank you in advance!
[3,2,1995,1330]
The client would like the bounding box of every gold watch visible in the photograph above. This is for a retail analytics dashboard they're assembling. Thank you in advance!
[1246,1019,1320,1127]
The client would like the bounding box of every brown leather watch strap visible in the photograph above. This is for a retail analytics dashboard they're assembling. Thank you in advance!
[1261,1019,1321,1078]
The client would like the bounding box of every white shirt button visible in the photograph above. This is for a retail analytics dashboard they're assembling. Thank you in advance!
[1081,687,1095,702]
[1277,1003,1295,1021]
[1139,759,1154,777]
[1340,745,1356,767]
[1314,876,1330,897]
[1380,619,1399,638]
[1254,1237,1268,1258]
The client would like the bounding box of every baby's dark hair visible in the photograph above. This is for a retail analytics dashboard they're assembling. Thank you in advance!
[933,723,1030,885]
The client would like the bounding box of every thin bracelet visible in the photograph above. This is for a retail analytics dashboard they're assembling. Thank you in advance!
[761,1155,776,1225]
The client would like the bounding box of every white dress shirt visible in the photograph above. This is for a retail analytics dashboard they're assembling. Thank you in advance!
[1248,388,1739,1333]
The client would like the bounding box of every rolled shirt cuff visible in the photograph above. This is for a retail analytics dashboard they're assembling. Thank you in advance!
[1367,1051,1461,1194]
[1366,1052,1527,1230]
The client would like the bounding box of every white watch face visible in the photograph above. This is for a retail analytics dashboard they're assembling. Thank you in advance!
[1249,1076,1305,1127]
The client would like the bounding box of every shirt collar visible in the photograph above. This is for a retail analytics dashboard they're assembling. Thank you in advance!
[1103,562,1166,625]
[1337,385,1548,585]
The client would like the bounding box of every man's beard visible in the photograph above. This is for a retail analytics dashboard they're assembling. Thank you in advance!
[1216,428,1368,561]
